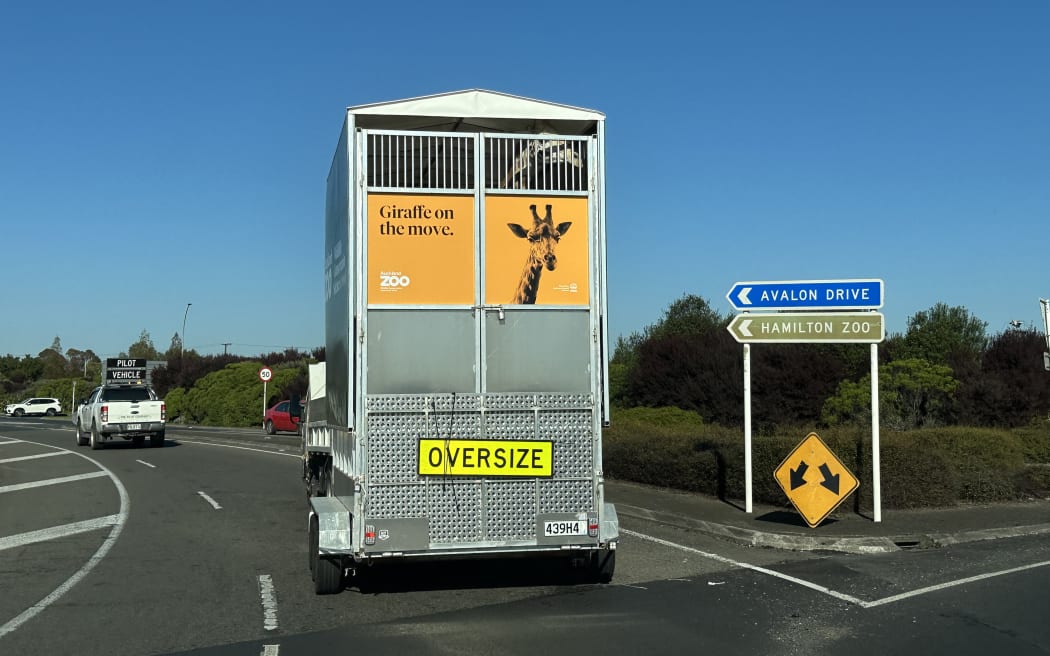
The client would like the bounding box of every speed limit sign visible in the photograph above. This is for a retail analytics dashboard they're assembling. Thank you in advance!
[259,367,273,382]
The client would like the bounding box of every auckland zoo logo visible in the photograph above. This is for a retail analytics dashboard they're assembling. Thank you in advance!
[507,204,572,304]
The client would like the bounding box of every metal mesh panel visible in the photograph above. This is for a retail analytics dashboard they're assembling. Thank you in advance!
[538,479,593,514]
[367,132,474,190]
[483,393,592,410]
[366,414,424,482]
[365,393,595,542]
[366,483,426,518]
[486,136,588,191]
[486,480,537,541]
[540,410,593,477]
[366,394,482,412]
[483,411,535,439]
[367,411,481,483]
[428,481,483,543]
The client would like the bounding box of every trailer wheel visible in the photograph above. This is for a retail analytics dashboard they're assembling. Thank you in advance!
[89,423,103,450]
[590,549,616,584]
[75,421,88,447]
[310,515,343,595]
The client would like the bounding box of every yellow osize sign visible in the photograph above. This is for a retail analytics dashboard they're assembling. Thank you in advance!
[418,439,553,477]
[774,432,859,528]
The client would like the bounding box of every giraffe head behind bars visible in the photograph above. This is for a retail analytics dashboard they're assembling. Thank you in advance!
[507,204,572,304]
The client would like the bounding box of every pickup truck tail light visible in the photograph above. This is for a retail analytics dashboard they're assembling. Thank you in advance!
[161,403,166,421]
[100,405,108,422]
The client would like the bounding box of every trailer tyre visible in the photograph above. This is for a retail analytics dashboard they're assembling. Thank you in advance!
[310,516,343,595]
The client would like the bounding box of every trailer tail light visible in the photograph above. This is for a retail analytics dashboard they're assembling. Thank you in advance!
[161,403,166,421]
[364,525,376,545]
[100,405,108,422]
[588,516,599,538]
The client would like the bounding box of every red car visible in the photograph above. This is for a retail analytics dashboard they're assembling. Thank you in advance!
[263,400,303,435]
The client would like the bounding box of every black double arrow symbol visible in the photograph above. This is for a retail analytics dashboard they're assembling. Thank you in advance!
[789,460,841,495]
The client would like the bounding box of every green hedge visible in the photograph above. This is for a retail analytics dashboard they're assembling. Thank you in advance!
[603,407,1050,508]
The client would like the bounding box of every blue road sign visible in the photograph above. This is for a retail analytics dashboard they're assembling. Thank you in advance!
[726,279,884,311]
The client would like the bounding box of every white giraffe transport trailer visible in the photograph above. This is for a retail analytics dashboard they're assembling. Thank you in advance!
[304,89,618,594]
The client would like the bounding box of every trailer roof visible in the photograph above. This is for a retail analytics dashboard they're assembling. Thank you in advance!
[347,89,603,135]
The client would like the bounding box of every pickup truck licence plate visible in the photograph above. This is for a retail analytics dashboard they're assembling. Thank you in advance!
[543,520,586,537]
[127,424,141,430]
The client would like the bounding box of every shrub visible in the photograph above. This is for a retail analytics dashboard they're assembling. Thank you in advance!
[602,407,1036,508]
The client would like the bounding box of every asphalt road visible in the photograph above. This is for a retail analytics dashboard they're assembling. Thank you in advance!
[2,417,1049,655]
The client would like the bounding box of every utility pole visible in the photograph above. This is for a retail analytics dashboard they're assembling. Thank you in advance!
[222,342,232,355]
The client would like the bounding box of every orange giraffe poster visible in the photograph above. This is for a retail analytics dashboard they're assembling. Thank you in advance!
[367,193,475,305]
[485,196,589,306]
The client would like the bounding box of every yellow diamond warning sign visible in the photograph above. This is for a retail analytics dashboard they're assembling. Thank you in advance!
[774,432,859,528]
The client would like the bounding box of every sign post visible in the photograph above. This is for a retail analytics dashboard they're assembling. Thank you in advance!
[726,278,885,521]
[259,367,273,420]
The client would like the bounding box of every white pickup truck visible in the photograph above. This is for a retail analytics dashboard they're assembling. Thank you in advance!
[74,383,166,449]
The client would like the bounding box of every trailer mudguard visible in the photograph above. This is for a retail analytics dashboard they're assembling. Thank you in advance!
[310,496,353,552]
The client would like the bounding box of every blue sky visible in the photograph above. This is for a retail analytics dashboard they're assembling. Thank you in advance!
[2,2,1047,359]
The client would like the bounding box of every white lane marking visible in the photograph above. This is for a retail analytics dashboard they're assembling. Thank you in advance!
[258,574,279,631]
[623,529,864,605]
[179,438,300,459]
[135,459,156,468]
[623,529,1050,608]
[0,440,129,639]
[0,451,70,464]
[861,559,1050,608]
[198,491,223,510]
[0,471,108,494]
[262,645,280,655]
[0,515,121,552]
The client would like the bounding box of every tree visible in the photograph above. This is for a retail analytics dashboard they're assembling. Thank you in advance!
[645,294,725,341]
[612,294,727,408]
[37,347,67,379]
[751,344,849,430]
[626,329,743,424]
[956,327,1050,427]
[127,330,161,360]
[898,303,988,372]
[165,332,183,360]
[822,358,959,430]
[65,348,100,380]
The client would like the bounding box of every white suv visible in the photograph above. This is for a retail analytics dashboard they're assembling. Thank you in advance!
[5,397,63,417]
